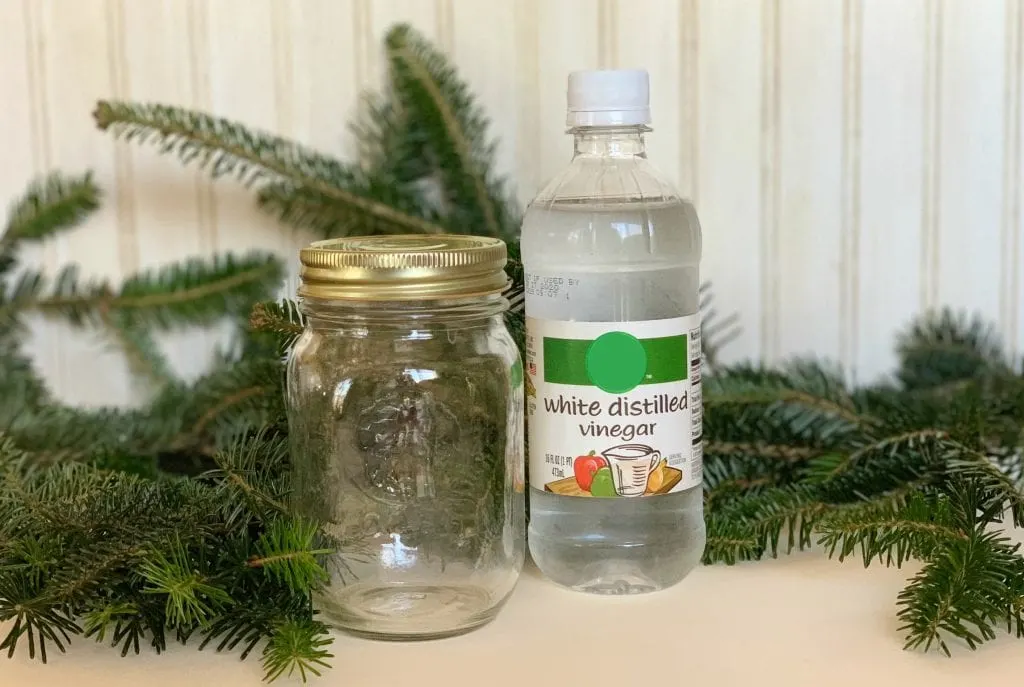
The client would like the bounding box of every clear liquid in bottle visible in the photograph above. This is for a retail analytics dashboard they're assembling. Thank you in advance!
[521,69,705,594]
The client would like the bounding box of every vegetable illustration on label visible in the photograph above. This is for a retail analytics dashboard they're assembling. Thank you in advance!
[544,443,682,497]
[589,466,616,497]
[526,316,703,497]
[572,450,607,491]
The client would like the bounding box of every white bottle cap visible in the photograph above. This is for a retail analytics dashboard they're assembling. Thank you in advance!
[566,69,651,127]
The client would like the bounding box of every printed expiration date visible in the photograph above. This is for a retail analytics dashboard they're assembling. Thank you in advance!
[525,275,580,300]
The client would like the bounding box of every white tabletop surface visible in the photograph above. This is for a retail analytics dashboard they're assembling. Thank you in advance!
[6,538,1024,686]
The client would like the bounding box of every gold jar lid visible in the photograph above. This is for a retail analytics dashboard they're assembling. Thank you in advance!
[298,234,509,301]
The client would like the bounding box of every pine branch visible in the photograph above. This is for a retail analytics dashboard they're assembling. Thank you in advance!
[31,253,283,330]
[0,330,49,412]
[384,24,508,240]
[709,485,833,558]
[249,300,305,355]
[247,518,331,594]
[817,491,966,568]
[897,308,1011,390]
[702,524,762,565]
[705,440,821,462]
[1,172,101,263]
[104,314,176,391]
[897,528,1024,655]
[94,101,446,235]
[945,453,1024,527]
[205,429,291,524]
[704,362,873,440]
[260,620,333,684]
[0,576,80,663]
[699,282,742,368]
[809,428,951,483]
[256,179,445,239]
[140,537,233,630]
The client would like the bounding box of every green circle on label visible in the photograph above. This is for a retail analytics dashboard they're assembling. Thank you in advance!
[585,331,648,393]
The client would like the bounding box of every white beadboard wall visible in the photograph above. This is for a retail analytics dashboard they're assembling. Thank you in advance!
[1,0,1022,407]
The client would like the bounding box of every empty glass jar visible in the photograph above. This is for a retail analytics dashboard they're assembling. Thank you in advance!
[286,235,525,640]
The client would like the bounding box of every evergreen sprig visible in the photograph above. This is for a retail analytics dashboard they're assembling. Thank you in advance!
[7,252,282,331]
[698,313,1024,654]
[97,24,522,243]
[0,171,101,274]
[0,437,335,679]
[94,100,445,237]
[0,171,286,406]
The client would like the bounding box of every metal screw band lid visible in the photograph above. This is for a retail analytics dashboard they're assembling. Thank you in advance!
[297,234,509,301]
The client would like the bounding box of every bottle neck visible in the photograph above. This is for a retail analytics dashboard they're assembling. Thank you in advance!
[571,125,649,159]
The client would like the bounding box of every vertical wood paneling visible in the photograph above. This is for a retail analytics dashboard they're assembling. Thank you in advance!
[839,0,862,382]
[535,1,599,184]
[451,0,522,212]
[678,0,700,204]
[285,0,359,156]
[352,0,375,96]
[935,0,1004,323]
[775,0,845,363]
[5,1,1024,399]
[0,1,62,399]
[36,0,131,406]
[186,0,217,260]
[1016,2,1024,354]
[759,0,782,363]
[370,0,441,86]
[857,0,927,382]
[277,0,361,291]
[615,0,685,194]
[698,0,765,364]
[596,0,618,70]
[435,0,455,54]
[513,0,542,204]
[0,1,41,239]
[920,0,942,311]
[118,0,212,384]
[1003,0,1023,353]
[203,0,290,278]
[105,0,137,278]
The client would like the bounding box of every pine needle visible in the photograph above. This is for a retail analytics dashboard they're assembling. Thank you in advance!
[94,101,446,235]
[386,25,503,239]
[260,620,333,684]
[248,518,332,594]
[1,172,101,255]
[140,539,233,630]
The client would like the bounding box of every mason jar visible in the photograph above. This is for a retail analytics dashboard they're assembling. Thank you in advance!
[286,235,525,640]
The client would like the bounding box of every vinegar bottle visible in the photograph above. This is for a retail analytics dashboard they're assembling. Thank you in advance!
[521,69,705,594]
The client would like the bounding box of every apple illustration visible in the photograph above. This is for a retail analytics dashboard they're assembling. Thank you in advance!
[573,450,607,491]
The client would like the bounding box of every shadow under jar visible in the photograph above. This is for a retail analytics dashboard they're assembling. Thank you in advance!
[286,235,525,640]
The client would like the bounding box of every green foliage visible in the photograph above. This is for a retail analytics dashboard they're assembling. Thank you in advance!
[0,172,100,274]
[96,23,522,243]
[248,519,332,595]
[896,309,1012,390]
[260,620,334,683]
[699,312,1024,654]
[140,536,234,629]
[380,24,520,241]
[0,168,285,407]
[0,439,333,678]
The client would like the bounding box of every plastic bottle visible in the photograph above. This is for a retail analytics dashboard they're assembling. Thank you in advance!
[521,69,705,594]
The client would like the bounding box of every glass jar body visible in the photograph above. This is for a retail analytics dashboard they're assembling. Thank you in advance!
[286,295,525,639]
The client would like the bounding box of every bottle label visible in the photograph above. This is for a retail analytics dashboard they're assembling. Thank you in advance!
[525,315,703,498]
